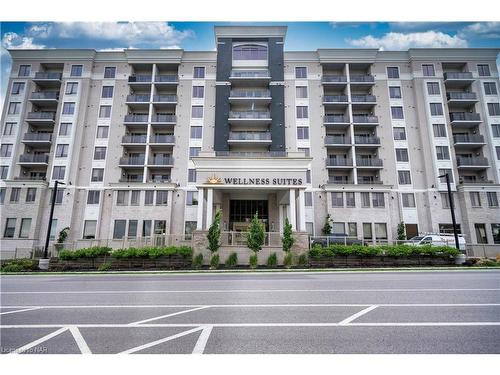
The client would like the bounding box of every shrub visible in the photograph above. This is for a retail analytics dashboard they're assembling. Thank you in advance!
[207,209,222,253]
[267,252,277,268]
[59,247,112,260]
[282,218,295,252]
[193,253,203,269]
[57,227,70,244]
[249,253,258,269]
[97,262,112,271]
[475,259,499,267]
[1,259,37,272]
[322,214,332,235]
[297,253,308,267]
[309,244,460,258]
[225,253,238,268]
[210,253,220,269]
[283,252,293,269]
[111,246,192,259]
[247,213,265,253]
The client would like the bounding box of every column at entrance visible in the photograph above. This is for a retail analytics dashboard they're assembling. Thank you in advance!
[288,188,297,231]
[205,188,214,229]
[297,189,306,232]
[278,204,284,234]
[196,187,204,230]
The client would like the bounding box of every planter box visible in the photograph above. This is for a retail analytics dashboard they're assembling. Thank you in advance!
[309,255,455,268]
[49,255,191,271]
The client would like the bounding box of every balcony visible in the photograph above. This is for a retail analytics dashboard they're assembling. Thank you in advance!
[456,157,489,169]
[124,114,149,124]
[154,75,179,84]
[26,112,56,125]
[29,91,59,105]
[324,136,351,147]
[326,158,353,168]
[357,177,383,184]
[121,135,147,145]
[328,177,353,184]
[350,74,375,85]
[215,151,287,158]
[354,136,380,145]
[147,156,174,167]
[151,114,176,125]
[323,95,348,106]
[148,176,171,183]
[229,70,271,84]
[152,95,177,104]
[14,175,47,181]
[18,154,49,165]
[33,72,62,87]
[449,112,481,127]
[228,111,272,125]
[322,75,348,85]
[453,134,485,148]
[356,158,383,168]
[324,114,349,127]
[352,115,379,125]
[22,133,52,146]
[128,75,152,83]
[119,157,145,167]
[229,90,271,104]
[446,92,478,106]
[444,72,474,87]
[126,94,150,103]
[150,135,175,144]
[119,175,144,183]
[227,132,272,144]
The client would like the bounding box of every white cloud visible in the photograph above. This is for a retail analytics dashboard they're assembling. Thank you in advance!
[458,22,500,39]
[347,31,467,50]
[1,32,45,50]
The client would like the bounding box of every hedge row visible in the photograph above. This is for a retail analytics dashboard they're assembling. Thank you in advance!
[309,244,460,258]
[59,246,192,260]
[0,259,38,272]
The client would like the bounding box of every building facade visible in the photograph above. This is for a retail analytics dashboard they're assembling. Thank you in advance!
[1,25,500,254]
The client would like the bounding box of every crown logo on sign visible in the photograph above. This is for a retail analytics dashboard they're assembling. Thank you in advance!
[206,175,223,184]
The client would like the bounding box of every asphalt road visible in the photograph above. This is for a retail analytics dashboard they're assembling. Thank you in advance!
[1,270,499,354]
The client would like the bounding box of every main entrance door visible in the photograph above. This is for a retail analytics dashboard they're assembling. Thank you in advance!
[229,200,269,231]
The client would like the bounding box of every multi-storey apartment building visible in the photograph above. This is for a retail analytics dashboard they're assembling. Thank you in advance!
[1,25,500,254]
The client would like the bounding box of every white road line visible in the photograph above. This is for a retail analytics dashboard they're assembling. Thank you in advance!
[128,306,210,325]
[339,305,379,325]
[118,326,203,354]
[2,288,499,294]
[192,325,213,354]
[0,307,40,316]
[68,326,92,354]
[10,327,68,354]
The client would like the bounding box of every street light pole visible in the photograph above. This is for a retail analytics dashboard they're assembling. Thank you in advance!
[43,180,65,259]
[438,173,460,250]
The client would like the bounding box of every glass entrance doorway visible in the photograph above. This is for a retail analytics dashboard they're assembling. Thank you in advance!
[229,200,268,231]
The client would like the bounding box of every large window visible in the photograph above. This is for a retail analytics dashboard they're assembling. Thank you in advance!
[91,168,104,182]
[395,148,409,162]
[18,65,31,77]
[430,103,443,116]
[96,126,109,139]
[87,190,100,205]
[101,86,114,98]
[25,188,36,203]
[11,82,25,95]
[192,86,204,98]
[99,105,111,118]
[156,191,168,205]
[296,127,309,140]
[296,86,308,99]
[391,106,404,119]
[193,67,205,79]
[436,146,450,160]
[372,193,385,208]
[233,44,267,60]
[83,220,97,239]
[59,123,72,136]
[478,64,490,77]
[393,127,406,140]
[427,82,440,95]
[65,82,78,95]
[296,106,308,119]
[191,106,203,118]
[487,192,499,207]
[487,103,500,116]
[190,126,202,139]
[402,193,416,208]
[389,86,402,99]
[62,102,75,115]
[433,124,447,137]
[186,191,198,206]
[331,192,343,207]
[4,218,16,238]
[94,147,106,160]
[0,144,13,157]
[113,220,126,239]
[3,122,16,136]
[52,166,65,180]
[104,67,116,78]
[387,67,400,79]
[55,144,69,158]
[484,82,498,95]
[70,65,83,77]
[422,64,435,77]
[8,102,21,115]
[19,218,32,238]
[398,170,412,185]
[295,67,307,79]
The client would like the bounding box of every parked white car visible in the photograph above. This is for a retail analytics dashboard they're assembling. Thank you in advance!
[407,234,466,250]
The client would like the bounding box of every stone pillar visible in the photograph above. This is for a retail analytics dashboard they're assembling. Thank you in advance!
[298,189,306,232]
[289,188,296,231]
[196,187,204,230]
[278,204,284,234]
[205,188,213,229]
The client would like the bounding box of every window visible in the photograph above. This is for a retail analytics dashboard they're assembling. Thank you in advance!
[391,106,404,119]
[346,192,355,207]
[54,189,64,204]
[422,64,435,77]
[55,144,69,158]
[191,106,203,118]
[144,191,154,205]
[438,169,453,183]
[433,124,447,137]
[189,147,201,158]
[361,192,370,207]
[402,193,416,208]
[70,65,83,77]
[96,126,109,139]
[59,123,72,136]
[4,218,16,238]
[487,103,500,116]
[186,191,198,206]
[492,224,500,244]
[117,191,129,206]
[128,220,138,238]
[347,223,357,237]
[104,67,116,78]
[130,190,140,206]
[331,222,344,234]
[372,192,385,208]
[142,220,152,237]
[192,86,204,98]
[478,64,490,77]
[0,188,5,204]
[18,65,30,76]
[94,147,106,160]
[304,192,313,206]
[375,223,388,240]
[427,82,440,95]
[484,82,498,95]
[297,127,309,139]
[296,106,309,119]
[436,146,450,160]
[492,124,500,137]
[91,168,104,182]
[363,223,373,241]
[52,166,65,180]
[65,82,78,95]
[185,221,197,239]
[441,192,454,209]
[3,122,16,136]
[25,188,36,203]
[296,86,308,99]
[10,187,20,202]
[398,170,412,185]
[395,148,409,162]
[83,220,97,239]
[190,126,203,139]
[332,192,343,207]
[188,169,197,183]
[99,105,111,118]
[387,67,399,79]
[101,86,114,98]
[113,220,126,239]
[389,86,402,99]
[497,146,500,160]
[156,191,168,205]
[470,192,481,207]
[62,102,75,115]
[11,82,25,95]
[306,170,311,183]
[430,103,443,116]
[475,224,488,244]
[193,67,205,79]
[0,144,13,157]
[8,102,21,114]
[18,218,32,239]
[295,67,307,79]
[233,44,267,60]
[0,166,8,179]
[393,127,406,140]
[487,192,499,207]
[87,190,100,204]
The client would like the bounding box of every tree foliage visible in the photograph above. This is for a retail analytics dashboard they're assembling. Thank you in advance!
[207,209,222,253]
[247,212,265,253]
[282,217,295,252]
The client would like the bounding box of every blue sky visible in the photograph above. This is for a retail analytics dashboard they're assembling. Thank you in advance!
[1,21,499,109]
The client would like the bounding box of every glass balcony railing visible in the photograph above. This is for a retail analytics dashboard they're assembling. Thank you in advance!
[444,72,473,80]
[447,92,477,100]
[30,91,59,100]
[356,158,383,167]
[152,95,177,102]
[325,136,350,145]
[23,133,52,142]
[228,111,271,119]
[449,112,481,122]
[354,136,380,144]
[126,95,150,102]
[150,135,175,143]
[230,70,270,78]
[34,72,62,80]
[128,75,152,83]
[19,154,49,163]
[230,90,271,98]
[148,156,174,165]
[352,115,378,123]
[151,114,176,123]
[124,114,149,122]
[323,95,348,103]
[26,112,56,120]
[215,151,287,157]
[328,177,353,184]
[357,177,383,184]
[228,132,272,141]
[456,157,489,166]
[351,95,376,102]
[119,157,145,165]
[155,75,178,83]
[119,176,144,182]
[324,115,348,123]
[122,135,147,144]
[350,74,375,83]
[326,158,353,167]
[453,134,485,144]
[322,75,347,83]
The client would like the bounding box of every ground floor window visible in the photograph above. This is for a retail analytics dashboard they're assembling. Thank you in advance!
[375,223,388,241]
[113,220,126,239]
[363,223,372,241]
[142,220,152,237]
[492,224,500,244]
[474,223,488,244]
[185,221,197,239]
[83,220,97,239]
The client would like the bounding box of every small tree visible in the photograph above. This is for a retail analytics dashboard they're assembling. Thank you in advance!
[247,212,265,253]
[57,227,70,244]
[322,214,332,235]
[207,209,222,253]
[397,221,406,241]
[282,217,295,252]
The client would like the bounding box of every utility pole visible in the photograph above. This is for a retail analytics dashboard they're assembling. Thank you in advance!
[438,173,460,250]
[43,180,65,259]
